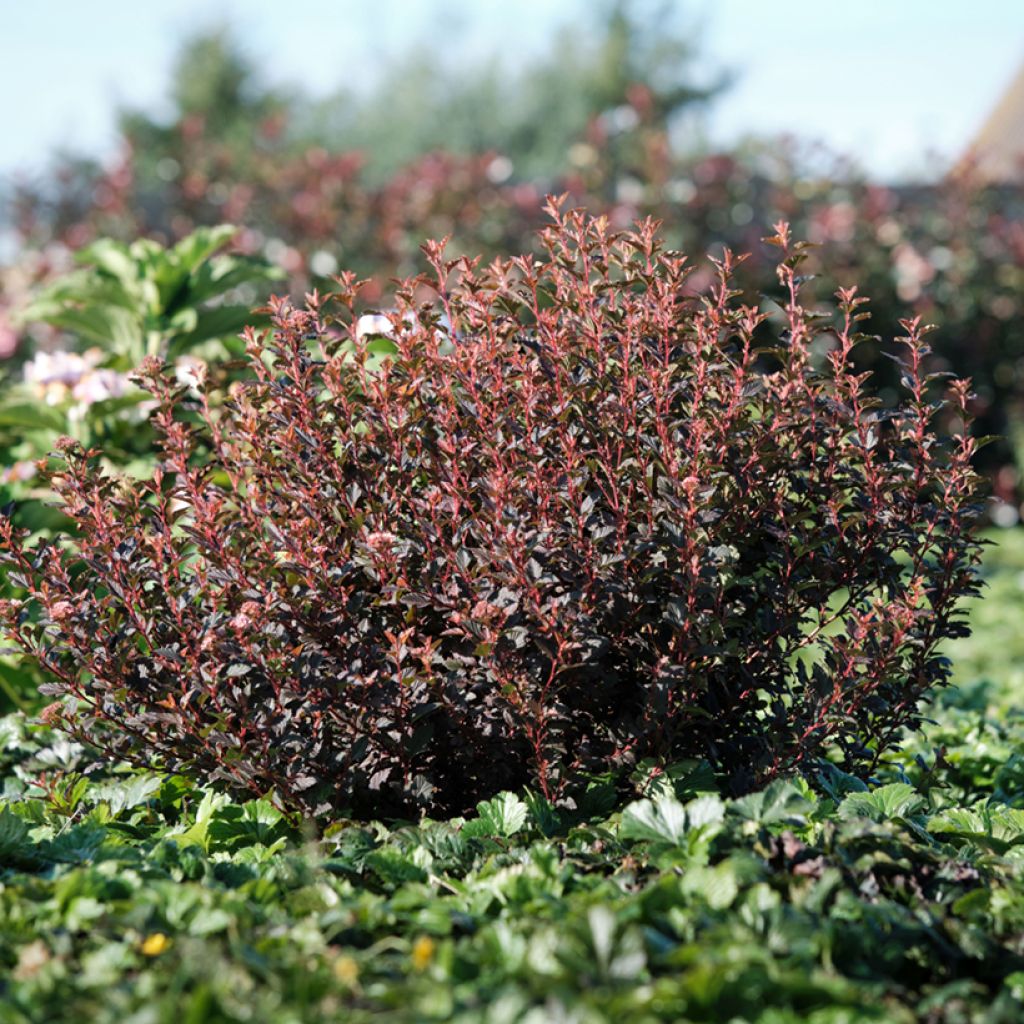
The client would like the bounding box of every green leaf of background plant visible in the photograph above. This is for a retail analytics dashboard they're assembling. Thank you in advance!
[167,304,257,355]
[0,402,69,432]
[31,306,142,354]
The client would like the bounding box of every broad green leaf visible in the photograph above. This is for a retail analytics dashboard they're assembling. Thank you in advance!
[681,860,740,910]
[365,847,428,885]
[45,822,105,864]
[364,336,399,356]
[730,779,816,827]
[166,307,199,334]
[838,782,925,823]
[188,907,234,936]
[929,803,1024,854]
[20,273,140,317]
[88,774,162,816]
[0,805,36,868]
[584,905,647,982]
[463,792,528,839]
[167,304,256,356]
[669,760,718,799]
[207,798,287,850]
[0,401,68,432]
[75,238,138,287]
[523,790,562,837]
[814,761,869,801]
[187,254,284,306]
[172,789,228,850]
[620,793,688,845]
[172,224,238,273]
[686,794,726,829]
[34,305,142,355]
[576,777,618,819]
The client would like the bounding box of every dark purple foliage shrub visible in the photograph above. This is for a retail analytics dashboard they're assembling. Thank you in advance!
[0,206,983,819]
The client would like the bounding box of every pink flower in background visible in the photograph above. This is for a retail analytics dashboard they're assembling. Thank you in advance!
[0,461,36,485]
[0,316,17,359]
[892,243,935,302]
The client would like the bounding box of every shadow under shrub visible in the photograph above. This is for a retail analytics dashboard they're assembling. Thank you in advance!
[0,205,984,820]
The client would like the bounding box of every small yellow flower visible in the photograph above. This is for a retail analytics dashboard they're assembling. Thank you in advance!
[333,954,359,986]
[141,933,170,956]
[410,935,435,972]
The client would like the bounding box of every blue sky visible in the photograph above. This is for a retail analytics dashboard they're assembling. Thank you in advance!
[2,0,1023,181]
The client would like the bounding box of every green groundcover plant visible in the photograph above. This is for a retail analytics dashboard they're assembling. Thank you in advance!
[3,655,1024,1024]
[0,207,984,820]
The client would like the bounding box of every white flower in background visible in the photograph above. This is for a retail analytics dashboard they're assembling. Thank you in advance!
[71,368,128,404]
[24,350,97,405]
[991,500,1020,528]
[665,179,697,204]
[355,311,455,344]
[892,243,934,303]
[615,177,646,206]
[174,355,207,390]
[568,143,598,168]
[600,104,640,135]
[263,238,302,274]
[23,348,130,407]
[356,313,396,340]
[24,349,98,386]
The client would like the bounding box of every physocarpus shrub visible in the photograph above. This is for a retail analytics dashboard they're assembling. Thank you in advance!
[0,204,983,819]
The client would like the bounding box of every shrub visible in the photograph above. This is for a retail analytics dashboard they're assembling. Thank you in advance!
[0,206,983,819]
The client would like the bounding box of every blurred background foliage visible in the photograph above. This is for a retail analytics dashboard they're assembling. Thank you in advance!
[121,2,723,184]
[2,0,1024,709]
